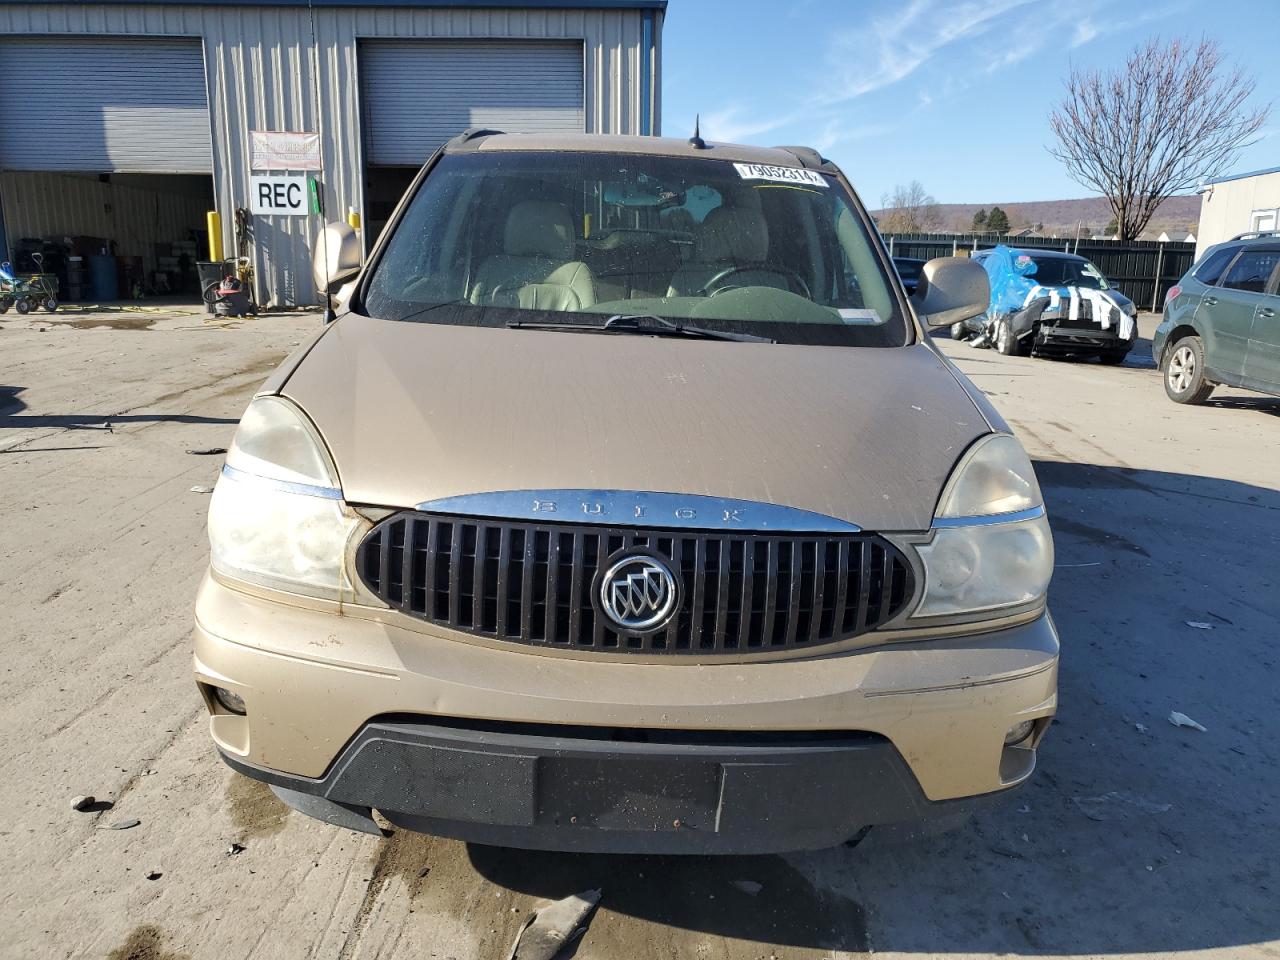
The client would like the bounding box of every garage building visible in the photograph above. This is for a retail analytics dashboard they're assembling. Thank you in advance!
[1196,164,1280,259]
[0,0,663,307]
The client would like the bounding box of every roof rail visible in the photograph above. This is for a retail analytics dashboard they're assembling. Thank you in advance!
[450,127,505,146]
[772,145,830,170]
[1230,230,1280,241]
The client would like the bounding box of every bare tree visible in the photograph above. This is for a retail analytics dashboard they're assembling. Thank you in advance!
[1049,37,1269,241]
[877,181,941,233]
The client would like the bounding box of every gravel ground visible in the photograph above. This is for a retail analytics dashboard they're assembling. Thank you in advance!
[1,309,1277,960]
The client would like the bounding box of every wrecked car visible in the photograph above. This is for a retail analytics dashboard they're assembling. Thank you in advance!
[960,247,1138,363]
[193,131,1058,854]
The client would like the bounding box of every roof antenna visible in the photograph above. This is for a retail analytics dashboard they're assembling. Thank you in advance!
[689,114,707,150]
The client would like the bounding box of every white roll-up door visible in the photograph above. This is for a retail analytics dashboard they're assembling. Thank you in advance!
[360,40,585,166]
[0,37,211,174]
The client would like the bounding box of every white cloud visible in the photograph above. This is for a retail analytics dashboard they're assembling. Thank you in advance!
[825,0,1034,102]
[699,104,787,144]
[1070,19,1100,47]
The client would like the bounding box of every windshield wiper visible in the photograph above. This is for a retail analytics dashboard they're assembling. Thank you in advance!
[506,314,774,343]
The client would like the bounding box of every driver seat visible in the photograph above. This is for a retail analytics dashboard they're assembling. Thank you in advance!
[470,200,596,311]
[666,205,789,297]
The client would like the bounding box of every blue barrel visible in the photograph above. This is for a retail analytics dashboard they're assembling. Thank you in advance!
[90,255,118,301]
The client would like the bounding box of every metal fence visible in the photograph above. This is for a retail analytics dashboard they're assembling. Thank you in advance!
[883,233,1196,310]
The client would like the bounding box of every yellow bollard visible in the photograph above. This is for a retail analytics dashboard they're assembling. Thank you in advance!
[206,211,224,262]
[347,208,361,231]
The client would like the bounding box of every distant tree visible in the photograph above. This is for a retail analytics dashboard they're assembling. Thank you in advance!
[986,206,1011,235]
[1049,37,1269,241]
[1104,216,1119,237]
[878,181,941,233]
[971,208,989,232]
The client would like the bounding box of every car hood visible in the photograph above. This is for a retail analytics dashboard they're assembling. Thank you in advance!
[281,314,991,531]
[1042,285,1134,310]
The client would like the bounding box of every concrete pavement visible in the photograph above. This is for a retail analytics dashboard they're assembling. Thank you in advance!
[1,310,1277,960]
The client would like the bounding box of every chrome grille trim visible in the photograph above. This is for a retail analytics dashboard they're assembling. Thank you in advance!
[356,512,915,656]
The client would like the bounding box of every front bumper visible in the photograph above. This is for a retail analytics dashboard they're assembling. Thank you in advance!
[194,573,1058,852]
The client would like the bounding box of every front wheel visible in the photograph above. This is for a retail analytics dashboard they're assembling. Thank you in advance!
[1163,337,1213,404]
[43,297,58,313]
[994,317,1019,356]
[15,298,30,314]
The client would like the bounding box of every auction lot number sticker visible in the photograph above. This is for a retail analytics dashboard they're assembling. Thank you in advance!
[733,163,828,187]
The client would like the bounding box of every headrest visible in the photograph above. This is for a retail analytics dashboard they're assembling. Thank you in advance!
[504,200,575,259]
[696,206,769,263]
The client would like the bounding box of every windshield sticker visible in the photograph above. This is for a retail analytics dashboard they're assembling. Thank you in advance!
[837,308,882,325]
[733,163,828,188]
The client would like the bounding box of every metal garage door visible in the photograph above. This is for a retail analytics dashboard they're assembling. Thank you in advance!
[0,37,211,173]
[360,40,584,166]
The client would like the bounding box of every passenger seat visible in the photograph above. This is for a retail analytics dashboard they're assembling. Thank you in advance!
[470,200,596,310]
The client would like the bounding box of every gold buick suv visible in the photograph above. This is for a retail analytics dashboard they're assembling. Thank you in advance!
[194,131,1057,854]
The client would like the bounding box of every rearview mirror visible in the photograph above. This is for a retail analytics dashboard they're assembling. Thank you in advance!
[909,256,989,328]
[312,222,362,294]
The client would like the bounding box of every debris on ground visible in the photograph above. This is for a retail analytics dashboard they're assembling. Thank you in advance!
[98,819,141,831]
[1070,791,1172,822]
[227,843,245,855]
[186,447,227,456]
[1169,711,1207,732]
[145,871,163,881]
[189,485,212,494]
[1134,722,1149,734]
[730,879,763,896]
[71,795,95,811]
[1184,621,1214,630]
[507,889,601,960]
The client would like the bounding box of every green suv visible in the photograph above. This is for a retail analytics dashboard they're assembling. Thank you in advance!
[1154,233,1280,404]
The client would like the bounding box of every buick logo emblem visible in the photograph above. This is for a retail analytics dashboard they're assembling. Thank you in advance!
[599,553,678,632]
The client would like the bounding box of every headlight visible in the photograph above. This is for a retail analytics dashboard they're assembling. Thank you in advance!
[912,434,1053,618]
[208,396,361,600]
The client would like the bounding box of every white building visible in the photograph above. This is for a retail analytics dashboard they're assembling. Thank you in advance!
[1196,164,1280,259]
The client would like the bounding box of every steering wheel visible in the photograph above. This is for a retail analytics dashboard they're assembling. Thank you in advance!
[700,264,811,300]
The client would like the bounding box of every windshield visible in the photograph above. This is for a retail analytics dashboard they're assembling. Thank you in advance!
[361,151,907,347]
[1029,256,1110,290]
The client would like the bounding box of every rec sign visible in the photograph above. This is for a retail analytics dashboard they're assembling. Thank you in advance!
[249,174,308,216]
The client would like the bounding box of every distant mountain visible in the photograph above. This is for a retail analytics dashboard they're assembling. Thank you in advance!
[873,195,1201,238]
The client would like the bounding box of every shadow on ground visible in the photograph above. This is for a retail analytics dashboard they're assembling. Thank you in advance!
[459,461,1279,956]
[0,385,26,415]
[0,413,237,429]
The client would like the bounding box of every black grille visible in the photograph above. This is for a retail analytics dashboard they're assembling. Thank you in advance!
[356,514,915,655]
[1047,299,1097,329]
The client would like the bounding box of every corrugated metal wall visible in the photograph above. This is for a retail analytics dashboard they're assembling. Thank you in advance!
[359,39,586,165]
[0,3,660,307]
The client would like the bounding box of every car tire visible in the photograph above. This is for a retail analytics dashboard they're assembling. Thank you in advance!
[1163,336,1213,404]
[994,317,1019,356]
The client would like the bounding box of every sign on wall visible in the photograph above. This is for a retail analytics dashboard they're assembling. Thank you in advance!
[250,173,309,216]
[250,131,321,171]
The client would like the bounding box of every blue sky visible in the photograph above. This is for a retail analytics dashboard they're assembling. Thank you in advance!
[661,0,1279,205]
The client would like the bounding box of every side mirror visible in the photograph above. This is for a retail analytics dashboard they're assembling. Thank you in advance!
[909,256,989,328]
[312,222,362,294]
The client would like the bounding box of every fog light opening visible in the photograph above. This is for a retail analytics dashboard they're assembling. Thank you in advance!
[212,686,247,716]
[1004,719,1036,746]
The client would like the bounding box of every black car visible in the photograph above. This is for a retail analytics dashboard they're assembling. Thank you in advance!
[966,248,1139,362]
[892,256,926,296]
